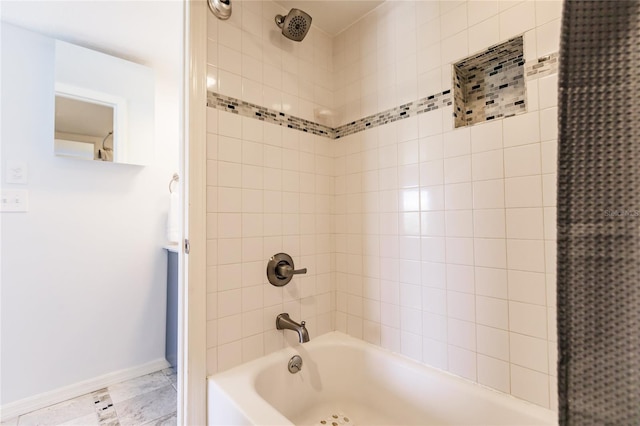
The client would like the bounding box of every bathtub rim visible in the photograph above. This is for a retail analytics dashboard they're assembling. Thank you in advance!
[207,331,557,426]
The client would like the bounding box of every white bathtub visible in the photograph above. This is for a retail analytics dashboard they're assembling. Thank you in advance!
[208,332,556,425]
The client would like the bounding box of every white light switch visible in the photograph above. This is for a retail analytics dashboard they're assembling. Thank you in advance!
[1,189,29,212]
[6,161,28,184]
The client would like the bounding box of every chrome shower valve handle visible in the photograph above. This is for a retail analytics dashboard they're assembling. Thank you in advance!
[275,263,307,279]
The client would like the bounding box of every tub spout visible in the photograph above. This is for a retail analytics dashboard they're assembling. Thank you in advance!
[276,313,310,343]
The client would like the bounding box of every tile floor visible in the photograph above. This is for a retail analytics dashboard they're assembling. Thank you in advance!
[2,368,177,426]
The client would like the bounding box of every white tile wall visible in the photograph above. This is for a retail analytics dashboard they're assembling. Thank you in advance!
[206,105,334,374]
[206,0,561,412]
[331,0,561,410]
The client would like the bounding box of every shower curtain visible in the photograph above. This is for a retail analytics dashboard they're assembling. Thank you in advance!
[557,1,640,424]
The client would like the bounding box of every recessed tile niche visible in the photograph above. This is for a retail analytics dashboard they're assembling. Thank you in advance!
[454,36,526,128]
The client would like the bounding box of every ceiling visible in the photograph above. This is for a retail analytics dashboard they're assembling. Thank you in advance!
[274,0,384,36]
[0,0,381,71]
[0,1,181,75]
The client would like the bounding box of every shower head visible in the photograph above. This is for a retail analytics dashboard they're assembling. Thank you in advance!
[275,8,312,42]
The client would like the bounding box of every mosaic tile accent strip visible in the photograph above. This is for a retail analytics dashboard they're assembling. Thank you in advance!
[454,37,526,127]
[525,52,559,79]
[206,92,335,138]
[206,50,558,140]
[207,90,452,140]
[453,70,467,128]
[334,90,452,139]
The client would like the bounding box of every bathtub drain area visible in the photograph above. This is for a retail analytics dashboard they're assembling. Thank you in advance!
[292,398,441,426]
[316,411,353,426]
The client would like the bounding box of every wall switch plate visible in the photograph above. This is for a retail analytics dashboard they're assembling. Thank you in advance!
[0,189,29,212]
[6,161,28,184]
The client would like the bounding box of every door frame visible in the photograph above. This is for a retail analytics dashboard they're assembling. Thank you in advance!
[178,0,207,424]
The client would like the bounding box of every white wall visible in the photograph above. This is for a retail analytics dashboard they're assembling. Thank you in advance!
[0,23,179,405]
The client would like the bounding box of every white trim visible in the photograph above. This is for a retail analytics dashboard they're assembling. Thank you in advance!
[179,0,208,424]
[0,358,169,421]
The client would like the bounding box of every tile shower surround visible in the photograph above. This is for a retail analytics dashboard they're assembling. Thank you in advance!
[454,37,526,127]
[206,0,562,411]
[207,51,558,141]
[208,89,453,139]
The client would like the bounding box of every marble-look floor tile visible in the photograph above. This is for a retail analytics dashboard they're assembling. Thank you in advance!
[142,412,176,426]
[17,394,95,426]
[91,388,118,425]
[95,420,119,426]
[59,413,99,425]
[108,371,171,404]
[0,417,19,426]
[161,368,178,392]
[114,385,176,426]
[160,368,174,377]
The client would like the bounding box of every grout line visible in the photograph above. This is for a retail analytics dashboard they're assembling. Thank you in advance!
[498,113,513,394]
[466,120,480,382]
[535,98,553,410]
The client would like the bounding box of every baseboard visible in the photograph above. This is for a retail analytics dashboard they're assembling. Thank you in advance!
[0,358,170,421]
